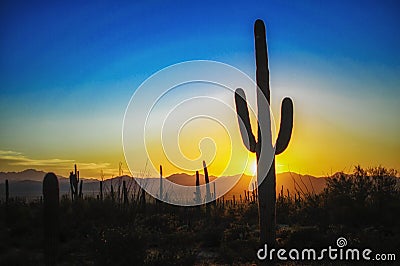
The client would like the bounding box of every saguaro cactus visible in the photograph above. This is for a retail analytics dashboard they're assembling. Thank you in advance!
[43,173,59,266]
[122,180,129,205]
[5,179,9,205]
[194,170,201,204]
[99,181,103,201]
[78,180,83,199]
[159,165,163,201]
[203,160,212,202]
[69,164,79,201]
[234,19,293,247]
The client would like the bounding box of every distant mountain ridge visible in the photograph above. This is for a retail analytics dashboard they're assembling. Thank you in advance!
[165,172,327,196]
[0,169,66,182]
[0,169,327,199]
[166,173,218,186]
[0,169,136,198]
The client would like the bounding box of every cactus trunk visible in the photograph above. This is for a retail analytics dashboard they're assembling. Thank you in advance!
[258,161,276,246]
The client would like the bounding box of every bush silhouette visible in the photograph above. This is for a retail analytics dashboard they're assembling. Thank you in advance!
[324,166,399,227]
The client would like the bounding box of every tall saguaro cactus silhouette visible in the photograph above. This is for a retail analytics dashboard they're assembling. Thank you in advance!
[234,19,294,247]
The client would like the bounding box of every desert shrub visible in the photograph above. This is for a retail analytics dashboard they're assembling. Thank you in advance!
[323,166,399,227]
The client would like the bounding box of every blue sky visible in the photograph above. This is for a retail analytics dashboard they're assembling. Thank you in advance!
[0,0,399,177]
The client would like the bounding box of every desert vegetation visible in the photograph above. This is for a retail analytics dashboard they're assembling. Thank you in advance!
[0,166,399,265]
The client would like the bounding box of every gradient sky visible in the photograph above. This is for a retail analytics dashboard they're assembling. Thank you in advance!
[1,0,399,178]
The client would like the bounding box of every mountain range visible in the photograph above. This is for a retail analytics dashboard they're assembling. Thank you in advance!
[0,169,327,199]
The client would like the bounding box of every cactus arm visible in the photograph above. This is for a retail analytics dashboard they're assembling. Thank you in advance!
[275,97,294,155]
[234,88,257,153]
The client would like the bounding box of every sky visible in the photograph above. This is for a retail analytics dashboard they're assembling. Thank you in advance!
[0,0,399,178]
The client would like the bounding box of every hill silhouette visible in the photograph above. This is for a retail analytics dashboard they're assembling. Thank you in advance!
[165,172,326,198]
[0,169,327,199]
[0,169,66,182]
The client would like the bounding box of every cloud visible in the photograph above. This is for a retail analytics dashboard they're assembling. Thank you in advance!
[0,150,74,166]
[0,150,23,156]
[0,150,110,172]
[70,162,110,170]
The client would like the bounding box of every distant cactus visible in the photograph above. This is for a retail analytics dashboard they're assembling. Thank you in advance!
[122,180,129,205]
[78,180,83,199]
[159,165,163,201]
[203,160,212,202]
[69,164,79,201]
[5,179,9,205]
[100,181,103,201]
[43,173,59,266]
[234,19,293,247]
[194,170,202,204]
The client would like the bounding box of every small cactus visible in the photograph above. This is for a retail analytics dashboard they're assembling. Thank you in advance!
[123,180,129,205]
[203,160,212,215]
[78,180,83,199]
[159,165,163,201]
[203,160,212,202]
[234,19,294,247]
[43,172,59,266]
[194,170,202,204]
[5,179,9,205]
[99,181,103,201]
[69,164,79,201]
